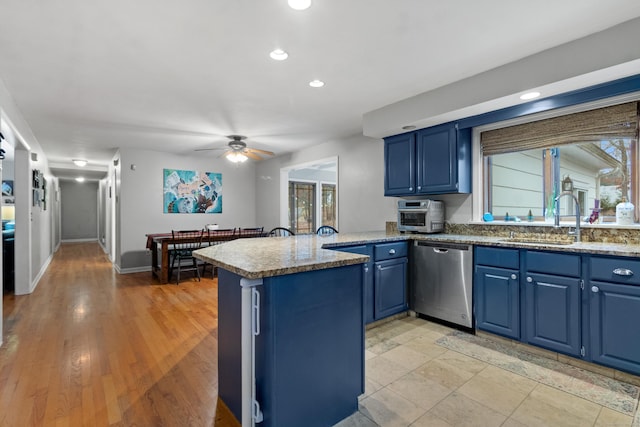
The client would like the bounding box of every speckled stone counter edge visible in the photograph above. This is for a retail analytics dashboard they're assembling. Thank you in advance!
[195,227,640,280]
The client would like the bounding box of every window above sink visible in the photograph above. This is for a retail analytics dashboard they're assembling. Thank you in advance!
[473,96,640,228]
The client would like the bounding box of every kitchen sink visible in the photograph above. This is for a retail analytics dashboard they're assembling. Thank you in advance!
[502,236,575,246]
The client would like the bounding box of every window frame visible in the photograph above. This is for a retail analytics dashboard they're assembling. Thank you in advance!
[473,92,640,224]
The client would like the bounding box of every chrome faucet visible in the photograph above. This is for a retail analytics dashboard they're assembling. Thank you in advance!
[554,192,581,242]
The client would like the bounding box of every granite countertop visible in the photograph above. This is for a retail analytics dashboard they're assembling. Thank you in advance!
[192,232,396,279]
[193,231,640,279]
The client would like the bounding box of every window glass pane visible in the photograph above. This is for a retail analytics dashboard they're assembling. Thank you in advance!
[558,139,636,222]
[288,182,316,234]
[488,149,545,218]
[321,184,336,227]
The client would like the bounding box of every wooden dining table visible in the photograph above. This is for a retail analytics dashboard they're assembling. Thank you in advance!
[145,230,242,284]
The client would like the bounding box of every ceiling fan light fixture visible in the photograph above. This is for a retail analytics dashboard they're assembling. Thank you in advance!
[226,152,249,163]
[288,0,311,10]
[73,159,88,167]
[270,49,289,61]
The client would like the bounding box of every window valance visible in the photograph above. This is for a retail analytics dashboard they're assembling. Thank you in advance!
[480,102,639,156]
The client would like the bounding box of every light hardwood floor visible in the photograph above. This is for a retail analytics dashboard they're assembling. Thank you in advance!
[1,242,238,427]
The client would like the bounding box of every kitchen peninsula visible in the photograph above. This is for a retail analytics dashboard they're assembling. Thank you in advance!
[193,232,397,427]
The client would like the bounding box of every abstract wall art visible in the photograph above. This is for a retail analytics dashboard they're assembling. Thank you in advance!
[163,169,222,214]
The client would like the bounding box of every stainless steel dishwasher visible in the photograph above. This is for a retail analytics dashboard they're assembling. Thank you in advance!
[410,241,473,328]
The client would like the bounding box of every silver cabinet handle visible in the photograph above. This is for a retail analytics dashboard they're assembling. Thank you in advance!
[613,268,634,277]
[526,276,533,283]
[591,286,599,293]
[389,249,396,255]
[377,265,382,271]
[409,187,413,191]
[417,186,422,190]
[511,274,517,280]
[364,265,369,273]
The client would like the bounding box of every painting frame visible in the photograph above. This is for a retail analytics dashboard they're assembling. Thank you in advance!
[163,168,222,214]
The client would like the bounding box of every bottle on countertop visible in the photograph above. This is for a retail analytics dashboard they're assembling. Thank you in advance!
[616,197,635,225]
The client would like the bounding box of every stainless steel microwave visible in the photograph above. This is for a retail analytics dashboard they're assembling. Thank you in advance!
[397,200,445,233]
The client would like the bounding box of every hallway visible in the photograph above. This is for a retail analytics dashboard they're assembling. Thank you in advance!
[0,242,232,426]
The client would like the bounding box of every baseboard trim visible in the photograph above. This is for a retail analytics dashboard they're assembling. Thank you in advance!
[116,265,152,274]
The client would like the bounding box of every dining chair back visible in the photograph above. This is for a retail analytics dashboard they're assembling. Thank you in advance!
[268,227,295,237]
[170,229,204,284]
[316,225,338,236]
[239,227,265,238]
[201,228,238,277]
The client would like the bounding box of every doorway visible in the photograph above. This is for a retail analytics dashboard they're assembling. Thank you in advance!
[280,157,338,234]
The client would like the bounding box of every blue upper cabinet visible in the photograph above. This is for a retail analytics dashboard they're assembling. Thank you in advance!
[416,123,470,194]
[384,132,415,195]
[384,122,471,196]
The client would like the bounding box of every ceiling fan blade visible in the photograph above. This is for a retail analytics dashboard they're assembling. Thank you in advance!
[247,147,275,156]
[244,151,262,161]
[194,147,225,152]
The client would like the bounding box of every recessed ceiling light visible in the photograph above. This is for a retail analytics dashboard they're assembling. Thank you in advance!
[309,79,325,88]
[520,91,541,100]
[269,49,288,61]
[73,159,88,167]
[75,177,85,182]
[288,0,311,10]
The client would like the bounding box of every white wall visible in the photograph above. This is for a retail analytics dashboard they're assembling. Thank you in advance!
[115,148,258,272]
[255,134,397,232]
[364,17,640,138]
[0,76,60,353]
[60,180,99,241]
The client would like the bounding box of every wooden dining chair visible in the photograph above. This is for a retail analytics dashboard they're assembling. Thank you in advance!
[268,227,295,237]
[170,229,204,284]
[316,225,338,235]
[239,227,265,238]
[201,228,237,278]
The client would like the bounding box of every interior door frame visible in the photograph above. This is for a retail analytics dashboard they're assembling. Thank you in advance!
[279,156,339,233]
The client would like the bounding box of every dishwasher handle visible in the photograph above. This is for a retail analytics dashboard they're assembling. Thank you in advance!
[415,241,470,251]
[433,248,449,254]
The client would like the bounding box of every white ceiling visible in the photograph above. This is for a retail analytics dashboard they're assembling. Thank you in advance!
[1,0,640,180]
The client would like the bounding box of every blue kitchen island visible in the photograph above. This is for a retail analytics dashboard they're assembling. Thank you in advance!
[194,233,386,427]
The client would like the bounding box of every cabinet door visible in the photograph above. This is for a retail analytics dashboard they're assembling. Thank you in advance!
[475,265,520,339]
[335,245,375,324]
[374,257,408,320]
[590,281,640,375]
[384,133,415,196]
[525,273,581,356]
[416,124,457,194]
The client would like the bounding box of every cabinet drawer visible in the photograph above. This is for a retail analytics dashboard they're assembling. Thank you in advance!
[590,256,640,286]
[526,251,581,277]
[475,246,519,269]
[374,242,408,261]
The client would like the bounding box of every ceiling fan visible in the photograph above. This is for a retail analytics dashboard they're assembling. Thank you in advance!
[195,135,275,163]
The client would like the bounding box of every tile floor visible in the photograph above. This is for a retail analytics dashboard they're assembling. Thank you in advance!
[334,316,640,427]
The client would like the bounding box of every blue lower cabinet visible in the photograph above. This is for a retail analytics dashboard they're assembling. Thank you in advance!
[589,280,640,375]
[335,245,375,324]
[218,266,364,427]
[374,257,408,319]
[475,265,520,339]
[330,243,408,324]
[524,273,582,356]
